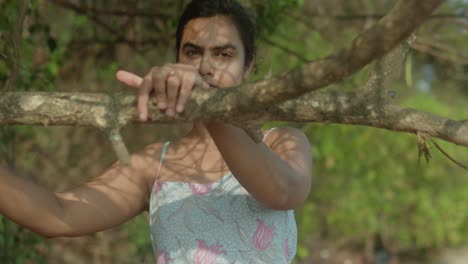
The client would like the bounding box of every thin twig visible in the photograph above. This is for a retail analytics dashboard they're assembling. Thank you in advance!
[108,129,130,165]
[260,37,309,63]
[430,139,468,171]
[411,41,468,65]
[6,0,28,91]
[48,0,171,19]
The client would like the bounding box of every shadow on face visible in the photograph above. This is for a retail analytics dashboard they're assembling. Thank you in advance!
[178,15,253,89]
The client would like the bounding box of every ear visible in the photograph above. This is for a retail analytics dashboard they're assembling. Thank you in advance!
[243,58,255,80]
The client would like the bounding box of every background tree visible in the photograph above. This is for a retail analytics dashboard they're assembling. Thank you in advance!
[0,0,466,263]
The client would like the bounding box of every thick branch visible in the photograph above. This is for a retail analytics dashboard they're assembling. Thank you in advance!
[199,0,444,115]
[0,91,466,147]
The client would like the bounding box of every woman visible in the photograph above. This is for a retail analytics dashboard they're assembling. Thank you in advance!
[0,0,312,263]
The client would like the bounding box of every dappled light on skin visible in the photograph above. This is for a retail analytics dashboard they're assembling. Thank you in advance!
[154,127,295,185]
[52,148,160,236]
[154,131,230,184]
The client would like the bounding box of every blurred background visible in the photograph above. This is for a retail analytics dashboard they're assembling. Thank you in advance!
[0,0,467,263]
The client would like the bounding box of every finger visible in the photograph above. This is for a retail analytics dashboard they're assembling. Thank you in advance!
[166,74,180,117]
[116,70,143,88]
[137,76,153,121]
[176,74,194,113]
[153,68,168,111]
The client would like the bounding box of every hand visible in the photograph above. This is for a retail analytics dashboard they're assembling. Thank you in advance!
[116,64,210,121]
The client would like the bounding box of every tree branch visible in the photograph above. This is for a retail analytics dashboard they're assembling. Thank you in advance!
[271,91,468,147]
[0,91,466,148]
[191,0,444,115]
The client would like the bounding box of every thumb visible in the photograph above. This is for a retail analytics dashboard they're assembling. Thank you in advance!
[116,70,144,88]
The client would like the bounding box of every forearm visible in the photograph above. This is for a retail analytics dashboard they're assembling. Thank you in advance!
[0,166,66,238]
[205,123,300,210]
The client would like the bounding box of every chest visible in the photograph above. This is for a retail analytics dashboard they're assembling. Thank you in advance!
[148,175,298,263]
[157,146,229,183]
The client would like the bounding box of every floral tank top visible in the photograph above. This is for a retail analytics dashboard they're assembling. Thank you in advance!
[149,131,297,264]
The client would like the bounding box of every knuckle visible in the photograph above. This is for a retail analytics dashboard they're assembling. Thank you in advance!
[150,66,160,75]
[143,75,152,82]
[167,76,180,87]
[162,64,173,72]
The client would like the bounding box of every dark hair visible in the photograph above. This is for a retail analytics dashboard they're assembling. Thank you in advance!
[176,0,256,68]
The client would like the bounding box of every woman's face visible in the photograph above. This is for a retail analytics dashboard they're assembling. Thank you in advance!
[178,15,251,89]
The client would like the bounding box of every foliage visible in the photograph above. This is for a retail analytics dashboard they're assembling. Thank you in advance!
[294,94,467,259]
[0,1,57,262]
[245,0,305,34]
[124,214,153,261]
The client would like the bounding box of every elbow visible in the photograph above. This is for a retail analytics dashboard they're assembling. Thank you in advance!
[263,193,291,211]
[35,227,68,239]
[31,228,60,239]
[271,177,311,211]
[262,186,306,211]
[31,218,74,238]
[269,194,307,211]
[42,232,58,239]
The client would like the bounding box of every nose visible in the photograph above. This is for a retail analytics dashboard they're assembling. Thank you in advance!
[199,53,214,78]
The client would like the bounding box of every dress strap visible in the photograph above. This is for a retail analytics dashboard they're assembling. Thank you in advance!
[155,141,171,180]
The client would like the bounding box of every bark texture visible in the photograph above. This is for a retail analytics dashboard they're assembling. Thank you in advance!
[1,91,467,147]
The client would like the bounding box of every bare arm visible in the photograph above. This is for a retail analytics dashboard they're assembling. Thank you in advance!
[0,144,160,238]
[205,124,312,210]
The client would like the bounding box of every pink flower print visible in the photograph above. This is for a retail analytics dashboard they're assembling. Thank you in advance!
[156,249,172,264]
[189,183,213,195]
[194,240,226,264]
[252,219,276,251]
[153,181,167,193]
[284,238,291,259]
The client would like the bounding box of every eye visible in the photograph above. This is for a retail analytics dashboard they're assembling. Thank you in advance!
[216,51,233,59]
[185,50,200,58]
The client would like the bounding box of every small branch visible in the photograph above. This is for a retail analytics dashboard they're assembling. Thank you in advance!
[430,139,468,171]
[48,0,121,37]
[5,0,28,91]
[260,37,309,63]
[410,38,468,65]
[296,12,467,22]
[108,129,130,165]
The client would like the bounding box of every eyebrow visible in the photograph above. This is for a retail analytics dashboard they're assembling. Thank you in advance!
[182,41,237,51]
